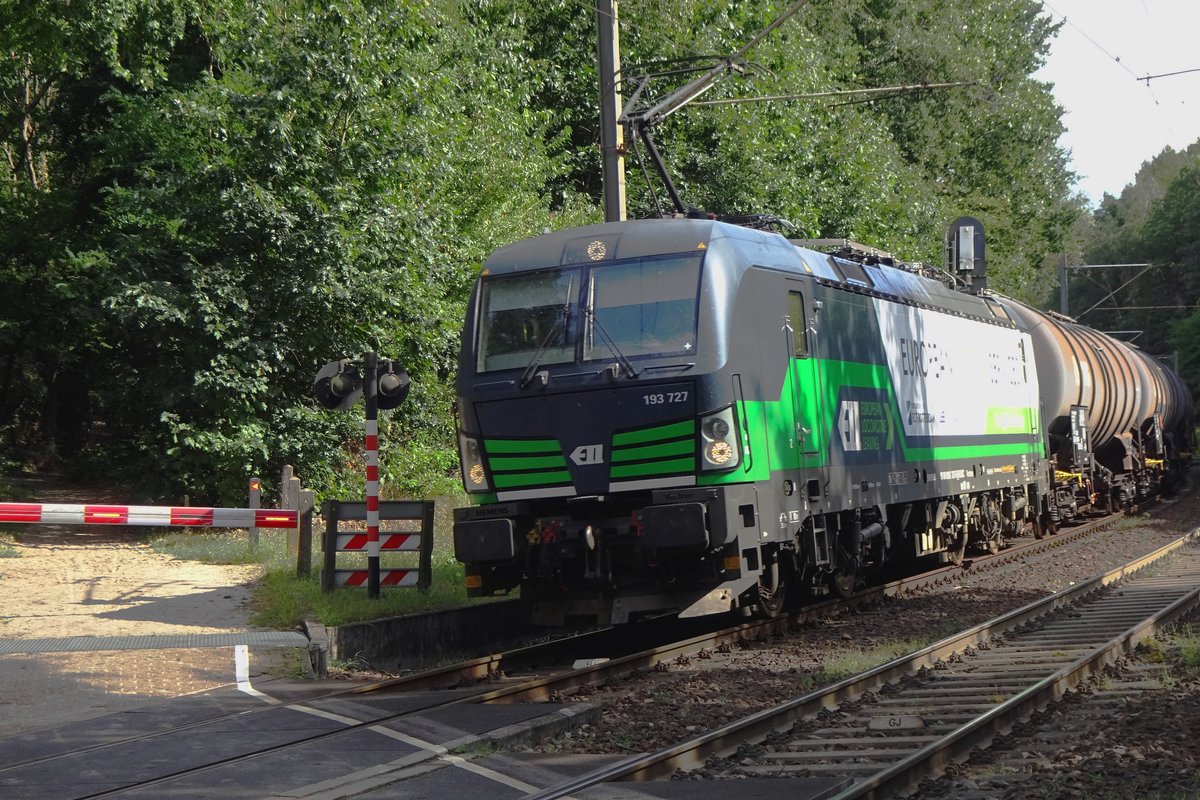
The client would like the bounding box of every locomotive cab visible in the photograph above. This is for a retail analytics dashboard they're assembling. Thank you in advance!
[452,220,772,624]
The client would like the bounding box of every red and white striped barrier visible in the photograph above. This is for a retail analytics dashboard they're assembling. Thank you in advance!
[0,503,299,529]
[335,532,419,551]
[331,568,420,588]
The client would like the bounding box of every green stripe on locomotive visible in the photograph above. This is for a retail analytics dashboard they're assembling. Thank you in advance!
[609,419,698,480]
[611,439,694,462]
[700,357,1040,487]
[483,437,570,489]
[493,470,572,489]
[612,419,695,446]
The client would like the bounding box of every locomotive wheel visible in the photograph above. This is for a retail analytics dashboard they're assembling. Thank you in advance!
[830,549,859,598]
[755,560,789,618]
[946,532,967,566]
[756,578,788,618]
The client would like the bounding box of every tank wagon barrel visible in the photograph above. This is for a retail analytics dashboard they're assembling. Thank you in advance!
[1000,300,1153,443]
[997,298,1193,501]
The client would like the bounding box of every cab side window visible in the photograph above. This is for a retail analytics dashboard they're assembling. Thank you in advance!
[788,292,809,358]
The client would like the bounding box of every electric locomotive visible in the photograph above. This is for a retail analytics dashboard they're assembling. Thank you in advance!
[452,218,1064,625]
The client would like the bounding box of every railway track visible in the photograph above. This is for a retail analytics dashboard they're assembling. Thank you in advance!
[517,527,1200,800]
[0,505,1167,798]
[913,623,1200,799]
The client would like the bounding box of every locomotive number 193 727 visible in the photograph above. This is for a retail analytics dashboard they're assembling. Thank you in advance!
[643,391,688,405]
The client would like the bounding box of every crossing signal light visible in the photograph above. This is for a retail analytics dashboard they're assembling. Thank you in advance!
[376,361,411,410]
[314,358,411,411]
[314,359,364,411]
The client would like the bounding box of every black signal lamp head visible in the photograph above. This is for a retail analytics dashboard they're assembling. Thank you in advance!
[376,363,411,410]
[330,373,358,398]
[314,359,364,410]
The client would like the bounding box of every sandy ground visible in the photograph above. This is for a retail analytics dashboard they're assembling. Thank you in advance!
[0,540,259,640]
[0,478,278,735]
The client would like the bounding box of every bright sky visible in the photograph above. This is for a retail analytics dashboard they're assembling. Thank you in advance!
[1035,0,1200,205]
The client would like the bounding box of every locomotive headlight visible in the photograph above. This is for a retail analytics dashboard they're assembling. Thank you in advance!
[458,432,491,492]
[700,406,741,471]
[705,440,734,465]
[703,417,730,440]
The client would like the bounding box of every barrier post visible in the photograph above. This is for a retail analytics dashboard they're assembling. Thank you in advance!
[297,489,315,578]
[281,465,301,556]
[248,476,262,546]
[418,501,434,591]
[320,500,432,590]
[321,500,339,592]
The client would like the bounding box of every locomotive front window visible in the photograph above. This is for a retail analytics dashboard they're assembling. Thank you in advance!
[477,269,580,372]
[585,255,702,360]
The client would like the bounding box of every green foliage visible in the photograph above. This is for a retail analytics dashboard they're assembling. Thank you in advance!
[1,0,582,502]
[2,0,1080,502]
[493,0,1073,299]
[1074,148,1200,393]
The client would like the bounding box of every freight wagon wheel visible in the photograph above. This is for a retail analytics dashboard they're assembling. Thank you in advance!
[1032,517,1046,540]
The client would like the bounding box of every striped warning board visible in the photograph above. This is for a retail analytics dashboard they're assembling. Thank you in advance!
[335,532,420,551]
[0,503,299,529]
[321,499,434,593]
[331,568,420,588]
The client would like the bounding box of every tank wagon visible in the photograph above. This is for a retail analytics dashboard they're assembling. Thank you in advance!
[997,301,1192,523]
[452,219,1192,625]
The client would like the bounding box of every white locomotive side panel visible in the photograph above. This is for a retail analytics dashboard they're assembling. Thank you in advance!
[873,299,1040,439]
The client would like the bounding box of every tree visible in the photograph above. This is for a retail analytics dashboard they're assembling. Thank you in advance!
[487,0,1074,300]
[1073,147,1200,370]
[0,0,207,466]
[0,0,1088,500]
[0,0,589,501]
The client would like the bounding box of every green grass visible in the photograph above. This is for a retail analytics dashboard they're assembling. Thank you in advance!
[798,639,936,689]
[249,555,486,628]
[1115,512,1152,530]
[149,529,296,568]
[0,531,18,559]
[149,493,508,629]
[1174,628,1200,674]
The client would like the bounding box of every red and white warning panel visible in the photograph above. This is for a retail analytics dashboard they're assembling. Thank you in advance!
[331,568,420,588]
[0,503,299,529]
[335,532,420,551]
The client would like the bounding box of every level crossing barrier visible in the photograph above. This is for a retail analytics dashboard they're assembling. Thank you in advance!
[0,503,299,528]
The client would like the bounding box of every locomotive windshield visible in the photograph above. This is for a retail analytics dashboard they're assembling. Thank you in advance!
[475,253,703,373]
[585,255,701,360]
[477,268,580,372]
